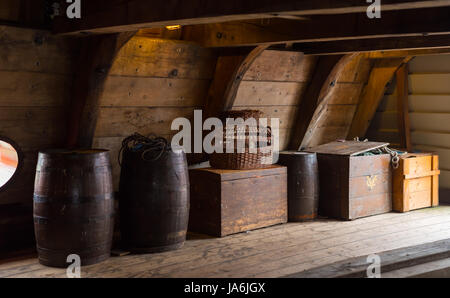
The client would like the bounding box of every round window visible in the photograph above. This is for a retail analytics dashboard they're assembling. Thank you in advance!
[0,139,19,188]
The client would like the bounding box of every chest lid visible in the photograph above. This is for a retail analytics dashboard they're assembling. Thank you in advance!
[307,141,389,156]
[192,165,286,181]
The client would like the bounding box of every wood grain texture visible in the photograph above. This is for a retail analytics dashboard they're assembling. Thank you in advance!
[204,46,268,119]
[288,55,347,150]
[231,52,316,151]
[243,51,316,82]
[96,107,196,138]
[109,37,216,79]
[396,63,413,151]
[393,154,440,212]
[291,35,450,55]
[2,206,450,277]
[308,141,390,157]
[348,57,410,139]
[93,36,217,186]
[101,76,210,107]
[308,143,392,220]
[54,0,450,34]
[0,0,46,27]
[181,7,450,47]
[66,32,137,149]
[189,166,288,237]
[291,53,370,149]
[0,71,72,107]
[0,26,78,206]
[286,239,450,278]
[234,81,308,106]
[0,26,79,74]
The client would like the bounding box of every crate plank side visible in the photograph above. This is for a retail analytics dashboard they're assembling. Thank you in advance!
[189,166,287,237]
[349,155,392,219]
[393,154,440,212]
[209,165,286,181]
[349,193,392,220]
[221,173,287,236]
[315,151,392,220]
[432,155,439,207]
[349,154,391,177]
[349,172,391,198]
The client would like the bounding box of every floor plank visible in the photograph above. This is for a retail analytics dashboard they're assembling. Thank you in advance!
[1,206,450,278]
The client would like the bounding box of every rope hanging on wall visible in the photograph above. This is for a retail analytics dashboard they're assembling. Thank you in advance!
[119,133,171,165]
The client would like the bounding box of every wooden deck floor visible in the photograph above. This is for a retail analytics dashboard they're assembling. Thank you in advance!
[1,206,450,278]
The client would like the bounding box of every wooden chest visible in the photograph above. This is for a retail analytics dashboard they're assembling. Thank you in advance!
[393,153,440,212]
[308,141,393,220]
[189,165,287,237]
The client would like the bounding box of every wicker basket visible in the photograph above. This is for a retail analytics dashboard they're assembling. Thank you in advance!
[210,110,273,170]
[220,110,264,121]
[210,147,273,170]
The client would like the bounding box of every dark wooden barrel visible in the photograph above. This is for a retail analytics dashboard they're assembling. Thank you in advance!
[119,149,189,253]
[278,151,319,222]
[33,149,114,268]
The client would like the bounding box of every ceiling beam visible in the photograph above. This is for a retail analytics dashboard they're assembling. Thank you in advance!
[182,7,450,47]
[289,35,450,55]
[364,48,450,58]
[54,1,450,34]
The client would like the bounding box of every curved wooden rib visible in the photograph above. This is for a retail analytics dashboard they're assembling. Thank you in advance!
[204,45,269,119]
[66,31,136,149]
[289,53,358,150]
[186,45,267,164]
[347,56,412,140]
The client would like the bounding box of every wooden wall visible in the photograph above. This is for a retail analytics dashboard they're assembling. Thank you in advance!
[92,36,217,189]
[0,0,46,27]
[365,53,450,196]
[0,26,79,205]
[365,77,401,147]
[408,54,450,190]
[93,45,320,190]
[231,50,317,150]
[0,28,322,199]
[307,54,373,147]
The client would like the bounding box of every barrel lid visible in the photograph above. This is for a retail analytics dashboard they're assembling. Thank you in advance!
[39,149,109,155]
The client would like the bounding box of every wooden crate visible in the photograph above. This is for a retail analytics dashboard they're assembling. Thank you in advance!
[189,165,287,237]
[308,141,393,220]
[393,153,440,212]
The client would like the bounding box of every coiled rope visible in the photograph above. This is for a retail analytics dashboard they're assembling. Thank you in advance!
[353,137,405,169]
[119,133,171,165]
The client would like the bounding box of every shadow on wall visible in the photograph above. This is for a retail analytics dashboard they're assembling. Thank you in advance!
[440,189,450,205]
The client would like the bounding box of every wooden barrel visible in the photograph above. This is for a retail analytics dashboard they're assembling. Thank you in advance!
[119,149,189,253]
[33,149,114,268]
[278,151,319,221]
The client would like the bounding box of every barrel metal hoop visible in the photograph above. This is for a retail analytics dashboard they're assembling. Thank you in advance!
[33,193,114,204]
[34,214,115,225]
